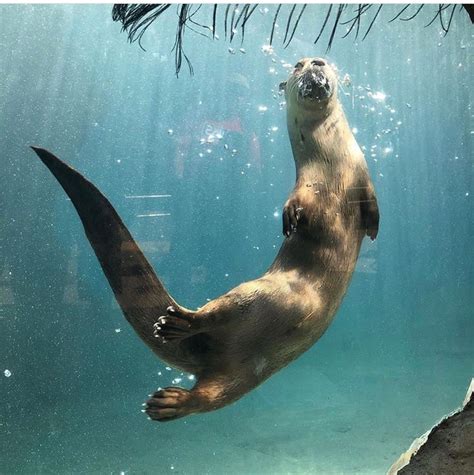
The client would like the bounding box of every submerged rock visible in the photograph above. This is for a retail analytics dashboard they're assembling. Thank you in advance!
[388,379,474,474]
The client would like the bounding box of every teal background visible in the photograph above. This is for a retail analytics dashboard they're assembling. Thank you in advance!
[1,4,472,474]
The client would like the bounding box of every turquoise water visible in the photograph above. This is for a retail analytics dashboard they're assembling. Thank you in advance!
[1,4,472,474]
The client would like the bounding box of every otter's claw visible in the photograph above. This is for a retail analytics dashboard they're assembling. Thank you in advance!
[153,306,198,341]
[283,202,303,237]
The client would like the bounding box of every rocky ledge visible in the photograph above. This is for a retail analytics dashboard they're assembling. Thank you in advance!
[388,378,474,474]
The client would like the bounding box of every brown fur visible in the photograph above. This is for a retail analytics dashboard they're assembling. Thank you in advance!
[31,58,379,422]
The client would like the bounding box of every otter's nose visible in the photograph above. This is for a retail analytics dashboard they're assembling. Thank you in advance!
[311,58,326,67]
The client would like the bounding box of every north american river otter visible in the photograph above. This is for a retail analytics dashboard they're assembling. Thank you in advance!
[31,57,379,421]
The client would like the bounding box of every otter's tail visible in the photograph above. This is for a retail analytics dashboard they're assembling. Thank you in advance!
[31,147,176,351]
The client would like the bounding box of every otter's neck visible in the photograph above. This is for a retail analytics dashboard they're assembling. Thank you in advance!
[287,102,360,179]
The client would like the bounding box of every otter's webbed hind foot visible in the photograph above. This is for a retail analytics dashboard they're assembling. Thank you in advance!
[145,387,195,422]
[154,306,199,342]
[144,376,245,422]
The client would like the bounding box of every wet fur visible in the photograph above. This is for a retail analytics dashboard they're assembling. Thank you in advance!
[31,58,379,421]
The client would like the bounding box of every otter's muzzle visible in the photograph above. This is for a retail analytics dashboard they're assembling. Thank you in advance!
[297,69,333,102]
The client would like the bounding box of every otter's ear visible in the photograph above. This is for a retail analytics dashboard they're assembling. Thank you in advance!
[279,81,287,92]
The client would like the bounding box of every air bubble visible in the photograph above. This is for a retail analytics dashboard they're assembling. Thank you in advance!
[261,44,274,55]
[368,91,386,102]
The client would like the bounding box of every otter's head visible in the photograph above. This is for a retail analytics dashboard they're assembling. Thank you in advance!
[280,57,338,119]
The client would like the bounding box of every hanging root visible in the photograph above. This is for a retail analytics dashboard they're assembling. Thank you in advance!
[111,4,468,75]
[112,4,172,50]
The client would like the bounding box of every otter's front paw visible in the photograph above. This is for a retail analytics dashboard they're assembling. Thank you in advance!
[282,200,303,237]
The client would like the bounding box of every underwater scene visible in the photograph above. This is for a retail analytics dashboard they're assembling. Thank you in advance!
[1,3,473,474]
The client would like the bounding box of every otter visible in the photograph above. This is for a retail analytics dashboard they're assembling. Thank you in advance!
[31,57,379,422]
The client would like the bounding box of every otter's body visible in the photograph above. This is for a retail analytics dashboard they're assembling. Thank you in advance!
[31,58,379,421]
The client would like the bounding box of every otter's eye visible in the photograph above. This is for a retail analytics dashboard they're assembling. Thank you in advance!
[311,59,326,67]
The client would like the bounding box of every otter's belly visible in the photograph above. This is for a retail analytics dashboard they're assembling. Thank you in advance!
[211,262,355,365]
